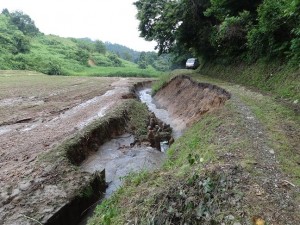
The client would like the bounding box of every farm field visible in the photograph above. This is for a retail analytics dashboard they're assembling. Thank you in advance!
[0,70,153,224]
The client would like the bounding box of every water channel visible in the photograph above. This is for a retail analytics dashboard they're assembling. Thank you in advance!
[79,88,181,224]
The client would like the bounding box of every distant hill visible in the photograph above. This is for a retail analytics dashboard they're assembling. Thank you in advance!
[0,9,172,76]
[0,10,138,75]
[105,42,141,63]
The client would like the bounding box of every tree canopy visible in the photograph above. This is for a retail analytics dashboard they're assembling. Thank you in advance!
[134,0,300,64]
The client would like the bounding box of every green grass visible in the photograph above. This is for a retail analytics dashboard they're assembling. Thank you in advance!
[189,72,300,185]
[72,64,165,77]
[199,61,300,101]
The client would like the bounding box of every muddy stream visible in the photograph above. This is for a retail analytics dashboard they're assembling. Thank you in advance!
[79,88,180,223]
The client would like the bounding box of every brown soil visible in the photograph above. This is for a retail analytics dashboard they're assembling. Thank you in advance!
[0,75,154,225]
[154,75,231,132]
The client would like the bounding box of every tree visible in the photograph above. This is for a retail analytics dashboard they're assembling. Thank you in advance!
[2,8,10,16]
[135,0,300,64]
[134,0,215,58]
[134,0,183,54]
[108,53,123,67]
[123,51,133,61]
[12,34,30,54]
[9,11,39,36]
[94,40,106,54]
[137,51,148,69]
[247,0,295,60]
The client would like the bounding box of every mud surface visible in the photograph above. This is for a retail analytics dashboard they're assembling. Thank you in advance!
[0,75,153,225]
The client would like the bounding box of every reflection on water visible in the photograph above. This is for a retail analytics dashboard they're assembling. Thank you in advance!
[81,133,165,198]
[138,88,182,138]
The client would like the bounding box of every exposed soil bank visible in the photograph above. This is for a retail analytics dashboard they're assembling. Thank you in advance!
[154,75,231,132]
[43,99,150,225]
[45,171,105,225]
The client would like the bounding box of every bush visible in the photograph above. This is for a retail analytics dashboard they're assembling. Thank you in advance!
[45,60,62,75]
[108,53,123,67]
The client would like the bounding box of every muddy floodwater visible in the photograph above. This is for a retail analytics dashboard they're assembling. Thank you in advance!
[138,88,183,138]
[81,134,165,197]
[80,88,180,197]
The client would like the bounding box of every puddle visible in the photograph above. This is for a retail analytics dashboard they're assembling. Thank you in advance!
[0,126,12,135]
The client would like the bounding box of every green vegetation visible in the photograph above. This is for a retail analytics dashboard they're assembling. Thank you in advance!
[189,73,300,185]
[73,62,163,78]
[105,42,172,72]
[199,61,300,101]
[134,0,300,63]
[0,9,167,77]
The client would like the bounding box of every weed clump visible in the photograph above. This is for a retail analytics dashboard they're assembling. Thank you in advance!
[131,167,243,224]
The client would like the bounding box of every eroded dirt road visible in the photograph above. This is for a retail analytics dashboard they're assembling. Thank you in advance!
[0,72,153,224]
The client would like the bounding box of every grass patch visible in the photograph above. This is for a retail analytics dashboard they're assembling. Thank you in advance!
[71,65,165,78]
[189,71,300,185]
[237,93,300,185]
[199,61,300,101]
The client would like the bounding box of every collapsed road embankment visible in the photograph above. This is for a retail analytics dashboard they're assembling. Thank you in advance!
[154,75,231,133]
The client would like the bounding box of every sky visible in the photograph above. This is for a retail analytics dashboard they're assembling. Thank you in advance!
[0,0,156,52]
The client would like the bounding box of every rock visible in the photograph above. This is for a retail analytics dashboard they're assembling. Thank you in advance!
[233,222,241,225]
[225,215,235,221]
[269,149,275,155]
[168,137,174,146]
[150,118,156,128]
[10,188,20,198]
[293,99,298,104]
[154,132,161,150]
[0,192,10,205]
[19,180,33,191]
[147,129,155,147]
[11,196,22,204]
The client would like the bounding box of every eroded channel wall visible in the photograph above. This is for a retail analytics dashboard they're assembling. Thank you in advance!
[45,97,150,225]
[154,75,231,129]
